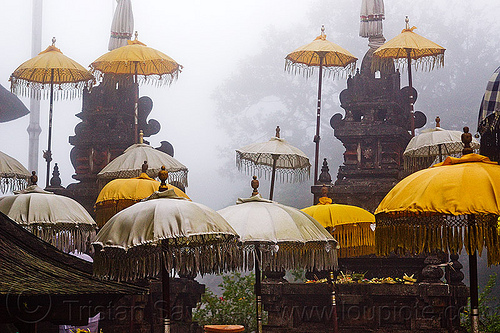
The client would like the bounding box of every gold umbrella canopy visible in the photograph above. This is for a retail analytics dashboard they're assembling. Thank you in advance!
[302,195,375,258]
[10,38,94,188]
[375,154,500,262]
[95,172,190,228]
[372,17,445,72]
[90,34,182,85]
[285,26,357,184]
[375,153,500,333]
[10,39,94,99]
[285,26,357,76]
[0,151,30,194]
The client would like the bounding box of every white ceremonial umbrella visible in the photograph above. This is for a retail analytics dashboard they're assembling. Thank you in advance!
[0,150,30,194]
[97,142,188,189]
[218,182,337,333]
[93,189,241,333]
[0,184,97,253]
[236,126,310,200]
[404,117,480,173]
[108,0,134,51]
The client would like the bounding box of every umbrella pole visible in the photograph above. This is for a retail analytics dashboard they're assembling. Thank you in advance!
[314,55,325,184]
[269,154,279,200]
[45,69,54,188]
[469,251,479,333]
[329,271,338,333]
[134,64,139,144]
[467,214,479,333]
[406,50,415,137]
[162,255,172,333]
[255,245,263,333]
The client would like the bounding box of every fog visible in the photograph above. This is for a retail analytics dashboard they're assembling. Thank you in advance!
[1,0,499,211]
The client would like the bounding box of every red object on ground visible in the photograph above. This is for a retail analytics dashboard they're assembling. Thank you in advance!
[204,325,245,332]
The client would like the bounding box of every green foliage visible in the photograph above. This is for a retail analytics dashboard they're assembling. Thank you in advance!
[461,273,500,332]
[288,268,306,283]
[194,272,261,332]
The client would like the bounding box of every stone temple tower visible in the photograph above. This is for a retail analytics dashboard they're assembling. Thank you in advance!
[312,0,425,211]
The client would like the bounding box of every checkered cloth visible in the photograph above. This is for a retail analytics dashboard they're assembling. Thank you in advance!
[478,66,500,133]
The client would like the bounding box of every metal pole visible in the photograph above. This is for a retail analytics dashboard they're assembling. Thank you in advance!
[269,154,279,200]
[468,214,479,333]
[28,0,43,175]
[134,62,139,143]
[314,54,324,184]
[407,49,415,137]
[329,271,338,333]
[255,245,263,333]
[45,70,54,188]
[162,255,171,333]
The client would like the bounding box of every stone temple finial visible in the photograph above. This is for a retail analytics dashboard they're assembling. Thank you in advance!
[462,127,473,155]
[251,176,259,196]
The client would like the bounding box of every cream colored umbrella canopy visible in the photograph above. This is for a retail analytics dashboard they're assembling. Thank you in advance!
[0,151,30,194]
[0,185,97,253]
[93,189,240,333]
[218,190,337,333]
[404,122,480,173]
[108,0,134,51]
[97,143,188,188]
[236,126,310,200]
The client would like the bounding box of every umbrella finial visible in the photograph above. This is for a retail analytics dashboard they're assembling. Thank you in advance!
[142,160,148,173]
[134,31,138,40]
[158,165,169,192]
[30,171,38,186]
[405,16,410,30]
[251,176,259,196]
[436,116,441,128]
[52,37,56,46]
[275,126,280,138]
[139,130,144,144]
[462,127,473,155]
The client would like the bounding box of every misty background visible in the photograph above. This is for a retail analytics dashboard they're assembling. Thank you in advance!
[2,0,500,291]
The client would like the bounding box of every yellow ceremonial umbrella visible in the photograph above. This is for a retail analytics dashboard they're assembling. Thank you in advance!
[95,172,189,228]
[373,16,445,136]
[286,26,357,183]
[375,153,500,333]
[90,32,182,143]
[302,192,375,258]
[10,38,94,188]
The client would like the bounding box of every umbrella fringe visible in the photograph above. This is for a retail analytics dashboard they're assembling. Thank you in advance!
[403,149,479,174]
[236,154,310,184]
[240,242,338,272]
[0,177,28,194]
[329,224,376,258]
[375,213,500,266]
[92,236,243,281]
[284,59,356,80]
[10,78,93,101]
[97,169,188,190]
[23,223,97,253]
[94,199,138,228]
[371,53,445,73]
[91,68,180,88]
